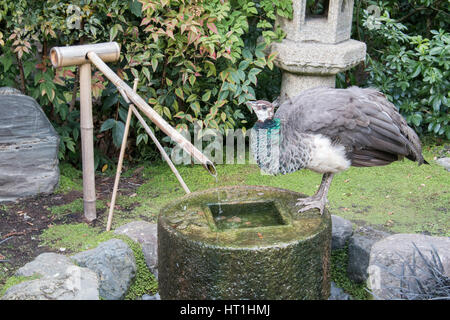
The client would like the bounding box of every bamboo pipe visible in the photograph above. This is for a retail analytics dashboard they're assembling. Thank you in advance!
[117,87,191,194]
[50,42,120,68]
[79,63,96,222]
[86,51,217,177]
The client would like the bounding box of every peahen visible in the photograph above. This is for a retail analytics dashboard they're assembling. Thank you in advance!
[248,86,428,215]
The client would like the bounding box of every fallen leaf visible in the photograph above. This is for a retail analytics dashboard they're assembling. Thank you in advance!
[257,232,263,239]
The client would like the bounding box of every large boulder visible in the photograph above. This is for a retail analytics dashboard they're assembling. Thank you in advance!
[347,226,392,283]
[368,234,450,300]
[331,215,353,250]
[114,221,158,278]
[71,239,136,300]
[0,87,59,202]
[2,253,99,300]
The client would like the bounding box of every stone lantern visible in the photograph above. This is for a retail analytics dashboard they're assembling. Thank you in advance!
[271,0,366,102]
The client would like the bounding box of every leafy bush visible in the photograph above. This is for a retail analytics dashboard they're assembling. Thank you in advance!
[0,0,291,168]
[340,0,449,139]
[1,0,448,169]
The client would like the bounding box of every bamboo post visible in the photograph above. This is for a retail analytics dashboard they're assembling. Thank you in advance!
[79,63,96,221]
[105,79,139,231]
[50,42,121,222]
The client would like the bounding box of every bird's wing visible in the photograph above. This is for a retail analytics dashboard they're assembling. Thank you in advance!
[275,86,425,167]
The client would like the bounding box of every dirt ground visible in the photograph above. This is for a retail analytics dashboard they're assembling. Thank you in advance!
[0,172,144,287]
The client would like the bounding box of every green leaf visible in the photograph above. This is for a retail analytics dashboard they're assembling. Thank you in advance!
[0,53,13,72]
[175,87,184,100]
[411,64,422,78]
[242,49,252,60]
[151,57,158,72]
[202,91,211,102]
[100,119,116,132]
[239,60,250,71]
[163,106,172,119]
[129,0,142,17]
[190,102,200,116]
[112,121,125,147]
[186,94,197,103]
[189,74,196,86]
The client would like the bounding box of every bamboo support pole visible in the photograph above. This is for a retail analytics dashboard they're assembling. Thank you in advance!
[79,63,96,222]
[130,106,191,194]
[117,87,191,194]
[105,79,139,232]
[86,51,216,177]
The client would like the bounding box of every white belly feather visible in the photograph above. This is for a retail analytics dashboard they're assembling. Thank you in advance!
[305,134,351,173]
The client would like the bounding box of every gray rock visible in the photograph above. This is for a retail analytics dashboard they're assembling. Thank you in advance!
[0,89,59,202]
[331,215,353,250]
[71,239,136,300]
[347,226,392,283]
[15,252,73,277]
[2,252,99,300]
[436,157,450,172]
[328,282,351,300]
[368,234,450,300]
[141,293,160,300]
[0,87,23,95]
[114,221,158,278]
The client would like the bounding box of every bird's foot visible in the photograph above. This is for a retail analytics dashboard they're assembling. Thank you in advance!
[296,196,328,215]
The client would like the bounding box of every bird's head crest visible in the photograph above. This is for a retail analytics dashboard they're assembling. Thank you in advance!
[246,100,275,122]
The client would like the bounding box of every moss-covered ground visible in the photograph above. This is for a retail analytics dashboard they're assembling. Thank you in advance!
[1,140,448,299]
[108,143,449,237]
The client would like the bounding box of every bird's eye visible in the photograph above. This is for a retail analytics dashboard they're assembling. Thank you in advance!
[262,106,267,110]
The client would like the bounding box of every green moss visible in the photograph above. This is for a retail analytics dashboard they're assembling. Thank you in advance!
[49,199,106,219]
[1,275,41,296]
[39,223,158,299]
[55,162,83,194]
[123,240,158,300]
[330,246,370,300]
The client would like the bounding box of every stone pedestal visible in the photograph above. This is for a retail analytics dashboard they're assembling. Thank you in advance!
[272,0,366,102]
[158,185,331,300]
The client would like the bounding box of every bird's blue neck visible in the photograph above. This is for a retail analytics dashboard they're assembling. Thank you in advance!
[254,118,281,130]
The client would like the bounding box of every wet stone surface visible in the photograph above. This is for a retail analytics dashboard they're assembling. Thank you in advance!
[158,185,332,300]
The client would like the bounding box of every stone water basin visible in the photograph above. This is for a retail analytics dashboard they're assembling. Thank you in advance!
[158,185,331,299]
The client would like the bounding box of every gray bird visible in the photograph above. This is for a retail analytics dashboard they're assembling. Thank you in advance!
[248,86,427,215]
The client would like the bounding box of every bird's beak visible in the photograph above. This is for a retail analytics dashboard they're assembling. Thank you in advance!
[246,101,256,110]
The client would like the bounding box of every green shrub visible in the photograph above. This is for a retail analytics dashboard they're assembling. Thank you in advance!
[340,0,449,139]
[0,0,292,167]
[1,0,447,168]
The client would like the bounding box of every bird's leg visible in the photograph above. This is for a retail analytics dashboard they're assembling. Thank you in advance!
[296,173,334,215]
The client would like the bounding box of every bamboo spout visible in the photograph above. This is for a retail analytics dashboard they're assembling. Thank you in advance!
[86,51,217,177]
